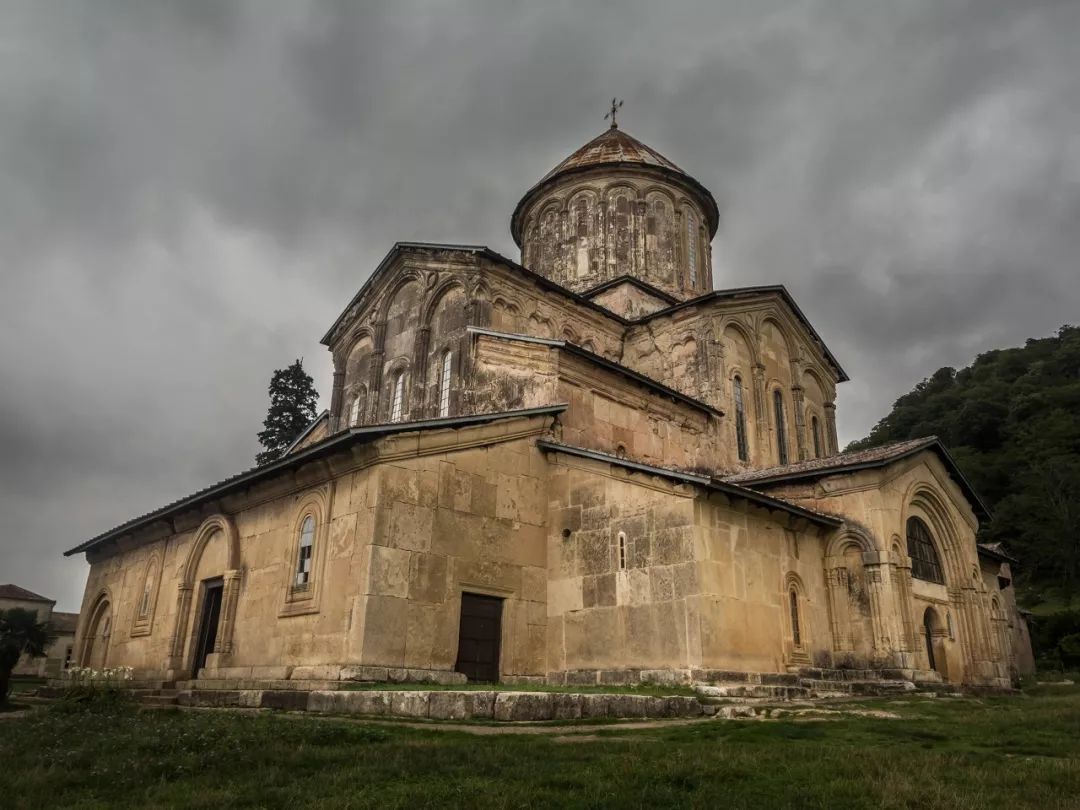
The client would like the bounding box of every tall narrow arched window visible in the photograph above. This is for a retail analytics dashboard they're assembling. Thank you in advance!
[390,371,406,422]
[438,351,452,418]
[575,197,588,238]
[350,387,365,426]
[686,211,698,287]
[733,375,749,462]
[789,589,801,647]
[139,578,152,618]
[294,515,315,589]
[906,517,944,584]
[773,389,789,465]
[811,415,823,459]
[618,532,627,571]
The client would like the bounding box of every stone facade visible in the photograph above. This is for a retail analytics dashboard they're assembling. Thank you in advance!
[65,123,1032,689]
[1,585,77,677]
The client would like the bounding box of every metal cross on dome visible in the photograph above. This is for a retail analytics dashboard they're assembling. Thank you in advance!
[604,98,624,128]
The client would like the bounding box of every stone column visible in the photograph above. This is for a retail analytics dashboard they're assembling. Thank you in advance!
[792,382,808,461]
[167,583,193,667]
[412,326,431,416]
[633,198,646,279]
[329,357,346,432]
[824,401,839,456]
[893,557,917,653]
[752,363,769,461]
[862,552,892,656]
[214,569,242,656]
[825,565,851,651]
[369,321,387,421]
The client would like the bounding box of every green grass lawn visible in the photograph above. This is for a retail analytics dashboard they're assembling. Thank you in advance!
[3,686,1080,809]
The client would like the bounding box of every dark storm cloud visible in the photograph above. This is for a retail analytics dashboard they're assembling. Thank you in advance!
[2,0,1078,609]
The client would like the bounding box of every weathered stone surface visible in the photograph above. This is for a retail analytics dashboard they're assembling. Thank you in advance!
[428,691,468,720]
[260,690,309,711]
[389,690,430,718]
[493,692,554,721]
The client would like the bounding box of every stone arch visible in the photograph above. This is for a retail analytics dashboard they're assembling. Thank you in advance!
[131,551,162,633]
[167,514,241,675]
[79,588,114,669]
[422,278,467,327]
[823,528,880,659]
[922,605,947,675]
[280,487,331,614]
[902,483,966,588]
[784,572,810,657]
[376,271,424,329]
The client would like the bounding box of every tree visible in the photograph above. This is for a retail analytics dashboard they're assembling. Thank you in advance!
[256,359,319,466]
[0,608,55,704]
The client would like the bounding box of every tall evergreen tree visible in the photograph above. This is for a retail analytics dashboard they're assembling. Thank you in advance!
[256,359,319,466]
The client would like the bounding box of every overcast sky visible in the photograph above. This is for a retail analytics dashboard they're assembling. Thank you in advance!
[2,0,1078,611]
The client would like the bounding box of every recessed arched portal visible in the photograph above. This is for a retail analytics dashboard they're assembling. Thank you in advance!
[80,592,113,669]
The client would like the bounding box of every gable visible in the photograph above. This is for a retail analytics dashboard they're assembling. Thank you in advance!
[584,277,677,319]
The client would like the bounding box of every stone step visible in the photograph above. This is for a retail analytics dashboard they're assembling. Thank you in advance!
[695,683,813,700]
[137,694,179,707]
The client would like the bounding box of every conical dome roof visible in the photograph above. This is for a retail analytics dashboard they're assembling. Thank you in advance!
[537,126,686,183]
[511,123,718,247]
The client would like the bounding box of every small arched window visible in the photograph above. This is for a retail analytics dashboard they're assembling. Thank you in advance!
[686,211,698,287]
[390,371,406,422]
[733,376,749,462]
[139,576,153,618]
[350,388,365,426]
[789,589,802,648]
[618,532,627,571]
[811,415,823,459]
[294,515,315,589]
[773,390,789,465]
[438,351,452,418]
[907,517,944,584]
[575,197,589,238]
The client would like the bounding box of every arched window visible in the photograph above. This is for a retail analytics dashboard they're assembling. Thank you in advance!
[733,376,749,462]
[686,211,698,287]
[773,390,789,465]
[575,197,588,238]
[907,517,944,584]
[618,532,627,571]
[350,387,365,426]
[438,351,452,418]
[390,371,406,422]
[139,577,153,618]
[811,415,823,459]
[294,515,315,589]
[789,589,801,647]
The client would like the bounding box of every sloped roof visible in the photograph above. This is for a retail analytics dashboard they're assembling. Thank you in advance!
[537,126,686,183]
[283,409,329,456]
[537,441,842,528]
[65,405,567,557]
[0,584,53,603]
[724,437,991,521]
[582,275,679,306]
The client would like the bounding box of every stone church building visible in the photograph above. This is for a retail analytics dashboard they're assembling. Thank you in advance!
[65,120,1033,689]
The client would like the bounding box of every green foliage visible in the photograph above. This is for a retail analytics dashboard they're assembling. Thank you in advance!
[256,358,319,466]
[4,689,1080,808]
[848,325,1080,598]
[0,608,55,705]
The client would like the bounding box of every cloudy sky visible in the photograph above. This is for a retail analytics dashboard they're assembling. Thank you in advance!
[2,0,1078,610]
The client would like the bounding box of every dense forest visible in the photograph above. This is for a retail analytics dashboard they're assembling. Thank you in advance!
[848,325,1080,608]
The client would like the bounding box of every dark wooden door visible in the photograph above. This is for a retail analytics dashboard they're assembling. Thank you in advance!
[193,579,223,675]
[455,593,503,683]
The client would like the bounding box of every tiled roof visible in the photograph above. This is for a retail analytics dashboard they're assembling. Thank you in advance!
[0,584,53,603]
[537,126,685,184]
[723,436,991,521]
[725,438,938,485]
[65,405,567,558]
[49,612,80,633]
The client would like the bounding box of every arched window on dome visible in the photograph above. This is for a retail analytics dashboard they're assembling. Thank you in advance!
[811,415,823,459]
[614,195,630,263]
[773,389,789,465]
[575,197,588,238]
[733,375,749,463]
[907,517,944,584]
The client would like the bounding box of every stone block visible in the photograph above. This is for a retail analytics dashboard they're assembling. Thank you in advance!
[292,665,340,681]
[308,690,349,714]
[369,545,412,598]
[260,690,309,711]
[340,691,391,717]
[465,691,496,719]
[599,669,639,686]
[552,693,583,720]
[493,691,554,721]
[389,690,430,718]
[428,691,468,720]
[238,690,264,708]
[339,666,389,682]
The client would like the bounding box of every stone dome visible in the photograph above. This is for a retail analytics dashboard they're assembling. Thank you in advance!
[510,123,720,301]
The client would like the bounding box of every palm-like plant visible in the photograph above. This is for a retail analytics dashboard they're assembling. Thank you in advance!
[0,608,55,704]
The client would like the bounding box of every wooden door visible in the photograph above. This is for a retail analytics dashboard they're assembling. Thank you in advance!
[454,593,503,683]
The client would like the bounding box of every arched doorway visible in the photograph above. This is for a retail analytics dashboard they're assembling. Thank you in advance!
[923,607,944,674]
[81,596,112,669]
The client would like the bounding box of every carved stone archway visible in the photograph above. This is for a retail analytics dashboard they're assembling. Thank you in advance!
[165,514,242,678]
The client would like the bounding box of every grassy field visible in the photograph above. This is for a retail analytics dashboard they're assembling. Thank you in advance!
[2,685,1079,809]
